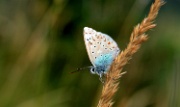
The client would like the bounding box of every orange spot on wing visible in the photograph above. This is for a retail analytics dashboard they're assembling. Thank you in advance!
[92,37,96,41]
[89,41,92,45]
[108,42,111,45]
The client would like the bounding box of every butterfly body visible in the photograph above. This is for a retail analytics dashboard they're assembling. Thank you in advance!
[83,27,120,78]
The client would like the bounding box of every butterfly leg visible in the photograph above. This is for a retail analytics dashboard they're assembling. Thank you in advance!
[99,73,105,84]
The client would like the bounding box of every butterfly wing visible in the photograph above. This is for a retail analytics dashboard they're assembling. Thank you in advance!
[83,27,120,66]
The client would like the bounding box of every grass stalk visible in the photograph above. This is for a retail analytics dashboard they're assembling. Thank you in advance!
[97,0,165,107]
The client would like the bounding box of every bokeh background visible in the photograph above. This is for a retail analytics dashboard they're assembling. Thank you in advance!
[0,0,179,107]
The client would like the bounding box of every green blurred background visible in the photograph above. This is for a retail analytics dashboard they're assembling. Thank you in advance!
[0,0,179,107]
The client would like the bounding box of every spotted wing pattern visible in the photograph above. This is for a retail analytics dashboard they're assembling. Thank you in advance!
[83,27,120,67]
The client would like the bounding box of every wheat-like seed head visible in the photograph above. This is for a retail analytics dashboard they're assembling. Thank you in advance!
[97,0,165,107]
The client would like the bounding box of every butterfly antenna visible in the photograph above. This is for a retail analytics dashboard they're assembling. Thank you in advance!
[70,66,91,74]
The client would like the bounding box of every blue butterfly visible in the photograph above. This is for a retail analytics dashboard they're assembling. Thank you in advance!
[83,27,120,80]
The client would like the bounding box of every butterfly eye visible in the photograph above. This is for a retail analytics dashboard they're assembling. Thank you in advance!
[90,67,95,73]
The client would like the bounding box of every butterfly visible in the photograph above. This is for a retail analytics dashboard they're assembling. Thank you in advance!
[83,27,120,80]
